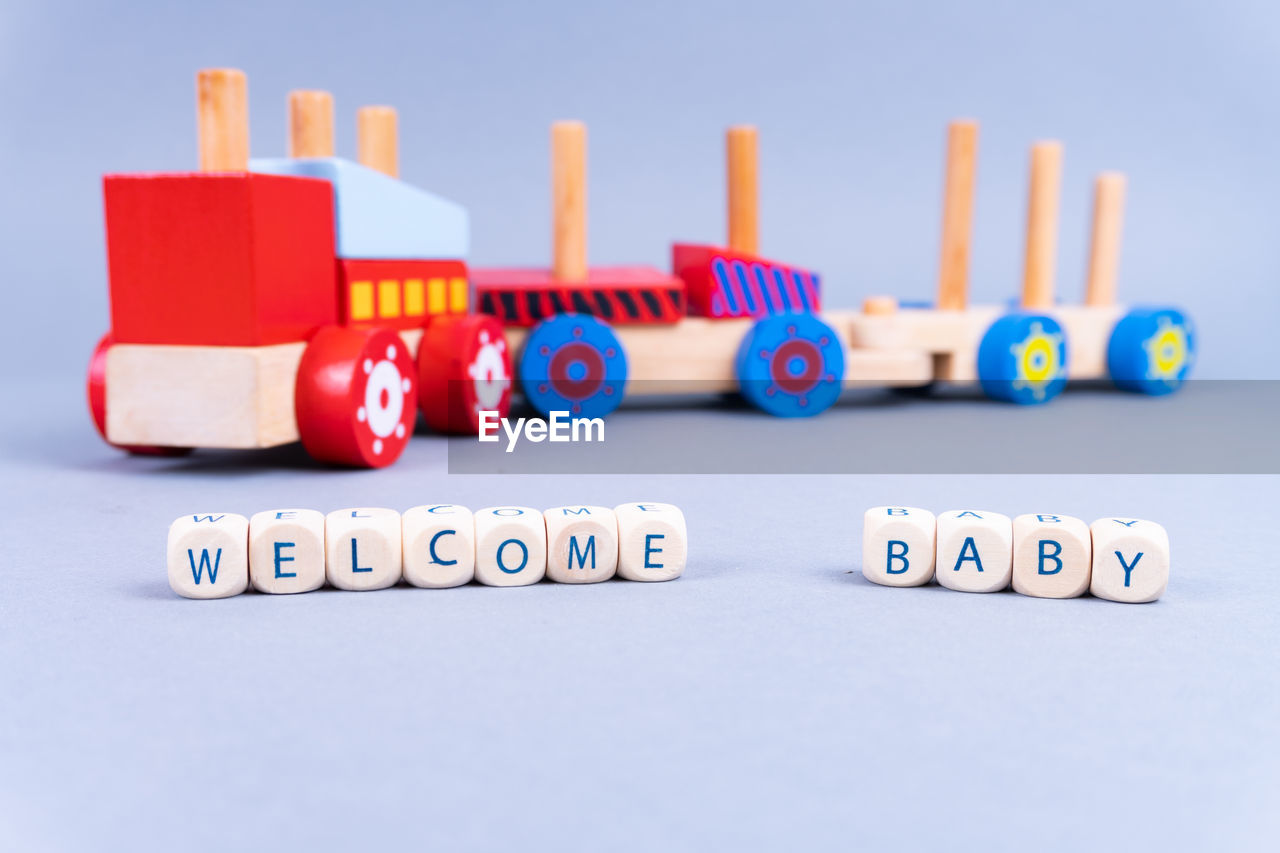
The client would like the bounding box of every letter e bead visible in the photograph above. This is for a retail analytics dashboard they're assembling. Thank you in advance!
[615,503,686,582]
[249,509,326,594]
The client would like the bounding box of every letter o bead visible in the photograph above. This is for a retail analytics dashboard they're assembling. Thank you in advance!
[249,509,326,594]
[167,513,249,599]
[402,504,475,588]
[544,506,618,583]
[474,506,546,587]
[324,508,403,591]
[1089,518,1170,603]
[1012,514,1091,599]
[861,506,936,587]
[615,503,686,582]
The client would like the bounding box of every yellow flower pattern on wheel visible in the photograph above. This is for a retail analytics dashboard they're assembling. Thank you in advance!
[1010,321,1065,401]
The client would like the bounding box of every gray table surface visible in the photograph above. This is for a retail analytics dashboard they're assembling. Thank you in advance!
[2,378,1276,852]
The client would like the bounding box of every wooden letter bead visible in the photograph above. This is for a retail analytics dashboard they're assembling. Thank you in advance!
[474,507,546,587]
[1089,518,1170,603]
[544,506,618,584]
[936,510,1013,593]
[249,509,326,594]
[861,506,936,587]
[324,507,402,591]
[167,513,249,599]
[1012,513,1091,599]
[402,504,475,588]
[615,502,687,582]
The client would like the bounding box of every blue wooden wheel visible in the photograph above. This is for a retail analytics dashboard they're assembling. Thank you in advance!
[1107,307,1195,395]
[977,313,1068,404]
[734,312,844,417]
[519,314,627,418]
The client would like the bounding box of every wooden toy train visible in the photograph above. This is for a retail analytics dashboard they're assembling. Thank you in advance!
[88,68,1196,468]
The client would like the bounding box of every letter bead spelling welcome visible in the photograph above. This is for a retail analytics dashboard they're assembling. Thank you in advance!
[167,502,687,599]
[616,502,687,582]
[249,509,326,594]
[544,506,618,583]
[402,504,475,588]
[474,506,547,587]
[326,508,403,591]
[167,513,250,600]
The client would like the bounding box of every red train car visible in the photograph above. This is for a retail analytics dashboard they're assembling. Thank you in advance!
[88,69,511,468]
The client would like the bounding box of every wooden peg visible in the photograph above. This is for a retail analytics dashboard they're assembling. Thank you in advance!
[936,120,978,311]
[1021,141,1063,309]
[552,121,587,282]
[727,125,759,255]
[197,68,249,171]
[357,106,399,178]
[1084,172,1127,306]
[863,295,899,316]
[289,90,334,158]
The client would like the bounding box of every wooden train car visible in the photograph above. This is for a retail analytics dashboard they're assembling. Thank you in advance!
[90,68,1195,469]
[476,121,1195,420]
[89,70,514,467]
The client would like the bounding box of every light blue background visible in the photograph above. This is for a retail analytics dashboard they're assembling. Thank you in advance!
[3,386,1279,851]
[1,0,1276,381]
[1,3,1278,850]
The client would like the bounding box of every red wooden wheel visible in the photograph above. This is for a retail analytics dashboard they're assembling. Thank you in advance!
[295,326,417,467]
[86,333,192,457]
[417,314,512,434]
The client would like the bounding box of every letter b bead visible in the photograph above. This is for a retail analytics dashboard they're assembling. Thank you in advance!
[1012,514,1091,598]
[861,506,936,587]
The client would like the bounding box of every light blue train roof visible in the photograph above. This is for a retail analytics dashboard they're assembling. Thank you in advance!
[249,157,468,260]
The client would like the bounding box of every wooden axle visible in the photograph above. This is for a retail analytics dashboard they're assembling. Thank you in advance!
[936,120,978,310]
[358,106,399,177]
[727,125,759,255]
[289,90,334,158]
[552,121,588,282]
[197,68,249,171]
[1021,141,1063,308]
[1085,173,1126,306]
